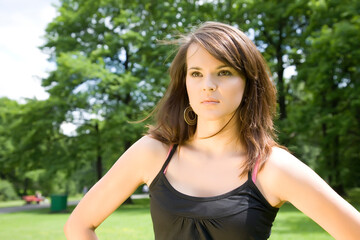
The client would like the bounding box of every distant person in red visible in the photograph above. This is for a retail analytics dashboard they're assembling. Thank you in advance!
[35,191,41,199]
[64,22,360,239]
[35,191,44,203]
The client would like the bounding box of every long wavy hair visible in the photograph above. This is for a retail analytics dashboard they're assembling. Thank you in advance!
[148,21,279,173]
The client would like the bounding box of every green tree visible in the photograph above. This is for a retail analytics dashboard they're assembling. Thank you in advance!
[0,96,73,196]
[0,98,20,192]
[296,0,360,193]
[40,0,222,187]
[233,0,311,121]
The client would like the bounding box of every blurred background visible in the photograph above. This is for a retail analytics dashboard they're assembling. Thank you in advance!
[0,0,359,239]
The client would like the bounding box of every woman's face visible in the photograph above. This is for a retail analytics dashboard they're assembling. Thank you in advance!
[185,43,245,122]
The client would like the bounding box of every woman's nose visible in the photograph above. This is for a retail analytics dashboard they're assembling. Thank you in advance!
[202,75,217,91]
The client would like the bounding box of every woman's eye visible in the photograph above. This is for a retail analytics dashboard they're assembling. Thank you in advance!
[218,70,232,76]
[191,72,202,77]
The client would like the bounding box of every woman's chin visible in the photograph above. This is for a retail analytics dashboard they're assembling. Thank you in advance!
[198,115,232,123]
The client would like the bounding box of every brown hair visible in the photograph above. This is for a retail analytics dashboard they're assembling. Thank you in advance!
[148,21,279,173]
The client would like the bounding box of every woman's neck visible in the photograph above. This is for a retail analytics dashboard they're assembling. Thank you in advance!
[188,115,245,156]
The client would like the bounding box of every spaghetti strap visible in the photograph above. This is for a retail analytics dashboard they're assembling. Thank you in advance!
[163,144,178,174]
[251,156,260,183]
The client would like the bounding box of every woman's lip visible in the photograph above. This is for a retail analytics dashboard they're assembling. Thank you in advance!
[201,99,220,104]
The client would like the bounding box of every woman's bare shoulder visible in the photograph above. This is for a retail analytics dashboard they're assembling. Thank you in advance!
[256,146,302,207]
[134,135,168,152]
[129,135,171,185]
[260,146,306,185]
[128,135,169,162]
[259,145,332,206]
[264,146,308,177]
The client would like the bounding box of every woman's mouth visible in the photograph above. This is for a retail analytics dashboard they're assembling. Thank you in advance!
[201,98,220,104]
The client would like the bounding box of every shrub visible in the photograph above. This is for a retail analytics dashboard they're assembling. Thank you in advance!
[0,179,19,201]
[346,188,360,206]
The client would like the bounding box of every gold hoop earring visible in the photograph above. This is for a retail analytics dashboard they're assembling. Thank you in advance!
[184,106,197,125]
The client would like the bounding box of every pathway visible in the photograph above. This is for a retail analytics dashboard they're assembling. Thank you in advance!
[0,194,149,214]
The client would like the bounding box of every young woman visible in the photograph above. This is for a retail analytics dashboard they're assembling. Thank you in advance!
[64,21,360,240]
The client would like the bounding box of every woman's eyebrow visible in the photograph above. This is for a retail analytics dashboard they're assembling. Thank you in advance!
[187,64,229,70]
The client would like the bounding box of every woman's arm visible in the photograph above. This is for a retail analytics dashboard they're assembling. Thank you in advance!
[64,135,167,240]
[260,147,360,240]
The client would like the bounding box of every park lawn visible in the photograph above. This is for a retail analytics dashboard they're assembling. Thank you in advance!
[0,198,154,240]
[0,199,25,208]
[0,198,345,240]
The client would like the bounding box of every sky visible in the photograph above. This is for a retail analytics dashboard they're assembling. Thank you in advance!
[0,0,58,102]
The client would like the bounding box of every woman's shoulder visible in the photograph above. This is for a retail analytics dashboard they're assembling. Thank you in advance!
[130,135,170,160]
[135,135,168,149]
[258,146,319,206]
[265,146,306,175]
[260,146,306,183]
[129,135,172,185]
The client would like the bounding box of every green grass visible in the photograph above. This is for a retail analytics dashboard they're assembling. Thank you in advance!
[0,199,25,208]
[1,198,358,239]
[0,208,70,240]
[0,198,153,240]
[96,199,153,240]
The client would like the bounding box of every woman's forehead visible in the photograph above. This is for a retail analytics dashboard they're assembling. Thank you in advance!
[186,43,227,69]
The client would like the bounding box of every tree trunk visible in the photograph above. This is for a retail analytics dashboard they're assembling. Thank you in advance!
[277,62,286,119]
[23,178,30,196]
[95,122,103,181]
[276,23,286,120]
[96,155,102,181]
[332,135,345,195]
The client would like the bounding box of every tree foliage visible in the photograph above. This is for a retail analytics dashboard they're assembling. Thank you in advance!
[295,0,360,192]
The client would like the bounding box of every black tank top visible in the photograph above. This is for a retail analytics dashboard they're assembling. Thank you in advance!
[149,145,279,240]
